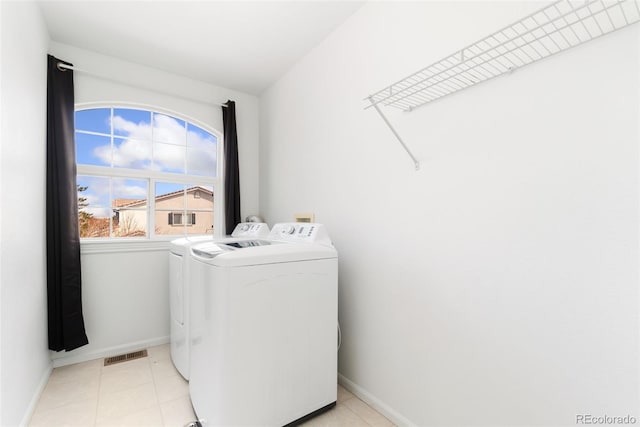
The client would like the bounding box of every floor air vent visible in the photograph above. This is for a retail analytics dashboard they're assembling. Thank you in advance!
[104,349,148,366]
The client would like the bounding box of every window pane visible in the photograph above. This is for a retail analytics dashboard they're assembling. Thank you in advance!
[112,178,147,238]
[154,142,185,173]
[153,113,186,145]
[77,176,111,238]
[80,208,112,238]
[76,132,111,166]
[186,211,214,235]
[187,185,214,235]
[187,123,217,146]
[155,183,185,215]
[76,108,111,134]
[77,175,110,208]
[113,109,152,139]
[187,148,216,177]
[155,182,185,236]
[187,124,217,177]
[155,182,192,236]
[186,185,213,210]
[112,178,147,206]
[113,137,152,169]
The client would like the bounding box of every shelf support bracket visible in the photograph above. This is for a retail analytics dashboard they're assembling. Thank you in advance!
[369,97,420,171]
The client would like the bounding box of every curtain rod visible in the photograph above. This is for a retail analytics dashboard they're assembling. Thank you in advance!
[56,62,229,108]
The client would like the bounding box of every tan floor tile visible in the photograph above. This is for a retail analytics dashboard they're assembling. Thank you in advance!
[95,404,164,427]
[160,395,198,427]
[342,398,395,427]
[96,382,158,423]
[147,344,171,362]
[48,359,102,385]
[337,385,355,403]
[100,358,153,395]
[29,398,97,427]
[150,356,181,380]
[154,373,189,403]
[35,376,100,412]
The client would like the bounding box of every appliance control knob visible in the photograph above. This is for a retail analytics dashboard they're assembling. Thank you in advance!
[283,225,296,235]
[240,224,250,231]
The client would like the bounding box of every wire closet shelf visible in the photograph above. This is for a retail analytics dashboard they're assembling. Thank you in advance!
[365,0,640,113]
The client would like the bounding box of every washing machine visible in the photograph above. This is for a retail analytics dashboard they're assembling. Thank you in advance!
[169,222,269,380]
[189,223,338,426]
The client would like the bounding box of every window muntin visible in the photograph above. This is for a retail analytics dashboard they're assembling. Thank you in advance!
[75,106,220,240]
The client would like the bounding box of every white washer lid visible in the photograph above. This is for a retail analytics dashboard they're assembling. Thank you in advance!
[169,235,214,254]
[210,242,337,267]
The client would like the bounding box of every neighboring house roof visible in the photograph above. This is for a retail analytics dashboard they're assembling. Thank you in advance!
[113,198,142,207]
[114,186,213,209]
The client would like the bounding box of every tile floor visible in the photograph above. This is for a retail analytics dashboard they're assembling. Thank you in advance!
[29,344,394,427]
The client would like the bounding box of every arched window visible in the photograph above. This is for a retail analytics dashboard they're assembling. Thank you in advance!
[75,106,222,239]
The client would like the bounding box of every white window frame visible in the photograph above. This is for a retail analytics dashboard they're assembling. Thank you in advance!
[76,102,224,247]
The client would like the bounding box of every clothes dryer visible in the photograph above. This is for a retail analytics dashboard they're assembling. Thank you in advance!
[189,223,338,426]
[169,222,269,380]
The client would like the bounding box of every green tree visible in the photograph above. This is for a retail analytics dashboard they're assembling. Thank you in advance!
[77,185,93,236]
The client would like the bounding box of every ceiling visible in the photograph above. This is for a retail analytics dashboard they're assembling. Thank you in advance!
[38,1,364,95]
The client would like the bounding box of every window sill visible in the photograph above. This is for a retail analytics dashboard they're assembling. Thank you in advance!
[80,239,171,254]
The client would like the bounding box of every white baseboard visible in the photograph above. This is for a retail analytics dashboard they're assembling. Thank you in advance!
[51,336,170,368]
[20,362,53,427]
[338,373,416,427]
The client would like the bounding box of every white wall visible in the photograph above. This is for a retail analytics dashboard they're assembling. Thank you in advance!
[0,2,52,425]
[260,2,639,426]
[47,43,261,366]
[50,246,173,367]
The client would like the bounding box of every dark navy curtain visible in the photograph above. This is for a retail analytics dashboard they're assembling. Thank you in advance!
[223,100,241,234]
[46,55,89,352]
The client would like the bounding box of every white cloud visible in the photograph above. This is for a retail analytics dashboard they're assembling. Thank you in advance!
[93,113,217,175]
[113,115,152,139]
[112,178,147,198]
[186,128,217,176]
[150,141,185,172]
[153,114,186,144]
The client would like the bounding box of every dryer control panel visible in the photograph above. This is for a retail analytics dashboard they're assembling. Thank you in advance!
[269,223,332,246]
[230,222,270,238]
